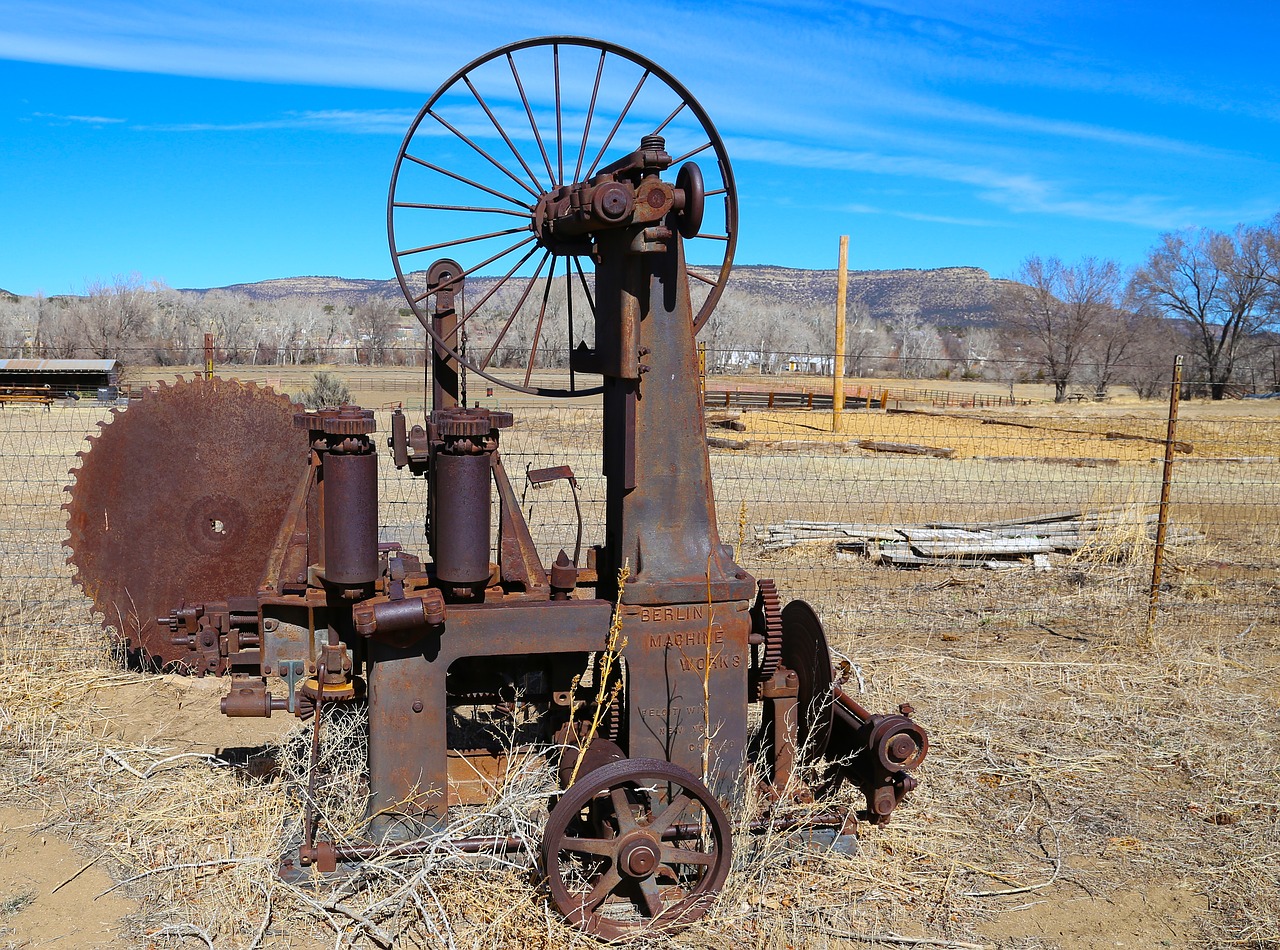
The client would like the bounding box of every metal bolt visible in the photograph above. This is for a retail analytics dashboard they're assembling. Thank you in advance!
[412,701,424,713]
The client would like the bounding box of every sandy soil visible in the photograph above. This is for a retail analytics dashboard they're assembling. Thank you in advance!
[0,807,139,949]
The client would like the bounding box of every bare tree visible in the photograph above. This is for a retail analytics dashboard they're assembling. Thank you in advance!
[76,274,155,359]
[1132,226,1274,399]
[352,296,400,365]
[998,256,1122,402]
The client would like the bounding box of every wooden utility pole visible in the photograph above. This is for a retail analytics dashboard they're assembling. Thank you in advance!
[833,235,849,431]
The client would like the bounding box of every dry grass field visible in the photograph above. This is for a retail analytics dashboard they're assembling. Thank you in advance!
[0,369,1277,949]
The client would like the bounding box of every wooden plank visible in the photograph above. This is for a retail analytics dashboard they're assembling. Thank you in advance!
[857,439,955,458]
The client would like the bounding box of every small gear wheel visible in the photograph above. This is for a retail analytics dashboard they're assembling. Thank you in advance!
[750,578,783,699]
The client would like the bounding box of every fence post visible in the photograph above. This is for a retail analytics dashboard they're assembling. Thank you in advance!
[1146,354,1183,643]
[203,332,215,380]
[833,235,848,432]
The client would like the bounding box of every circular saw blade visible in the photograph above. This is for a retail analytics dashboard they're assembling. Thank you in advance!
[65,376,310,669]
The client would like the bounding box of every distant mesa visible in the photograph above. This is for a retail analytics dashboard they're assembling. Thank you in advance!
[182,264,998,328]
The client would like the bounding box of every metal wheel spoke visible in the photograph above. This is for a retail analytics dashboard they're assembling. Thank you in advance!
[581,867,622,912]
[652,100,687,136]
[573,50,607,183]
[687,269,717,286]
[585,69,650,178]
[411,235,536,304]
[524,258,557,387]
[506,52,557,186]
[671,141,713,164]
[480,251,551,370]
[395,225,530,259]
[572,256,597,315]
[427,110,541,199]
[705,187,727,197]
[611,787,638,833]
[393,201,527,218]
[636,876,665,918]
[693,233,730,242]
[648,792,693,836]
[565,257,576,392]
[403,154,533,210]
[462,76,546,193]
[660,843,716,866]
[554,44,564,184]
[561,836,620,858]
[437,244,541,343]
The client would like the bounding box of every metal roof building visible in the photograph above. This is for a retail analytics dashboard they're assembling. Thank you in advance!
[0,359,122,395]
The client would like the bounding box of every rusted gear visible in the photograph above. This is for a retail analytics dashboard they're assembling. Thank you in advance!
[431,407,513,438]
[750,578,783,700]
[65,377,309,670]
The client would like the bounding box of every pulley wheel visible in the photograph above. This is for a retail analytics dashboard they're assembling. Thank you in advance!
[780,599,835,764]
[542,757,732,939]
[388,36,738,397]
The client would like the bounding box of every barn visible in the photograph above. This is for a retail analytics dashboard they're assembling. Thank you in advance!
[0,359,123,400]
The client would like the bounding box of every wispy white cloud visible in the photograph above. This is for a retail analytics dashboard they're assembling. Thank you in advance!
[32,111,126,124]
[134,108,418,134]
[843,203,1007,228]
[731,135,1263,231]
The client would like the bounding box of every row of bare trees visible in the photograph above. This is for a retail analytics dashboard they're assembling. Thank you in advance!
[3,214,1277,398]
[1000,215,1280,401]
[0,276,412,367]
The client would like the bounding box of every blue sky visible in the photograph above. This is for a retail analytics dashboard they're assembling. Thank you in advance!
[2,0,1278,297]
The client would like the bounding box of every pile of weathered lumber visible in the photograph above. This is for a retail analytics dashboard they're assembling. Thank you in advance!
[756,506,1199,568]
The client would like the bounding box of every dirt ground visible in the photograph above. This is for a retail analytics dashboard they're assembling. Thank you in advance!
[0,807,138,949]
[1,370,1276,948]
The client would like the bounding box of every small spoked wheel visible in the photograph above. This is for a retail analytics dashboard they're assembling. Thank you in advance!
[388,36,738,397]
[542,757,732,939]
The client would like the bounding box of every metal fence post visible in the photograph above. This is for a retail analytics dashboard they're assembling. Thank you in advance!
[1146,354,1183,643]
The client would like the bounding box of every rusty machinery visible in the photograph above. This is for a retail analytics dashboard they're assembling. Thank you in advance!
[65,37,927,939]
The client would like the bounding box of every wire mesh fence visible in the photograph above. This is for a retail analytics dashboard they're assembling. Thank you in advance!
[1,366,1277,655]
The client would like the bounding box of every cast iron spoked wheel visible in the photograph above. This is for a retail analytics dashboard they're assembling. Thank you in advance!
[542,757,732,939]
[388,36,738,398]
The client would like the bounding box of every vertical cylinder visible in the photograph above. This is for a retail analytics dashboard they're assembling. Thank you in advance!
[434,452,491,585]
[323,450,379,586]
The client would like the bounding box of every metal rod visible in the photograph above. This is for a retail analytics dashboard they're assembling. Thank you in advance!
[427,110,541,199]
[506,52,557,186]
[411,236,537,304]
[320,809,853,863]
[585,69,650,178]
[402,154,533,210]
[574,51,607,184]
[462,76,546,193]
[396,226,530,259]
[1147,354,1183,641]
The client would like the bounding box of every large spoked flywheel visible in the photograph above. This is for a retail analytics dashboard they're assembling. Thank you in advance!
[388,36,738,398]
